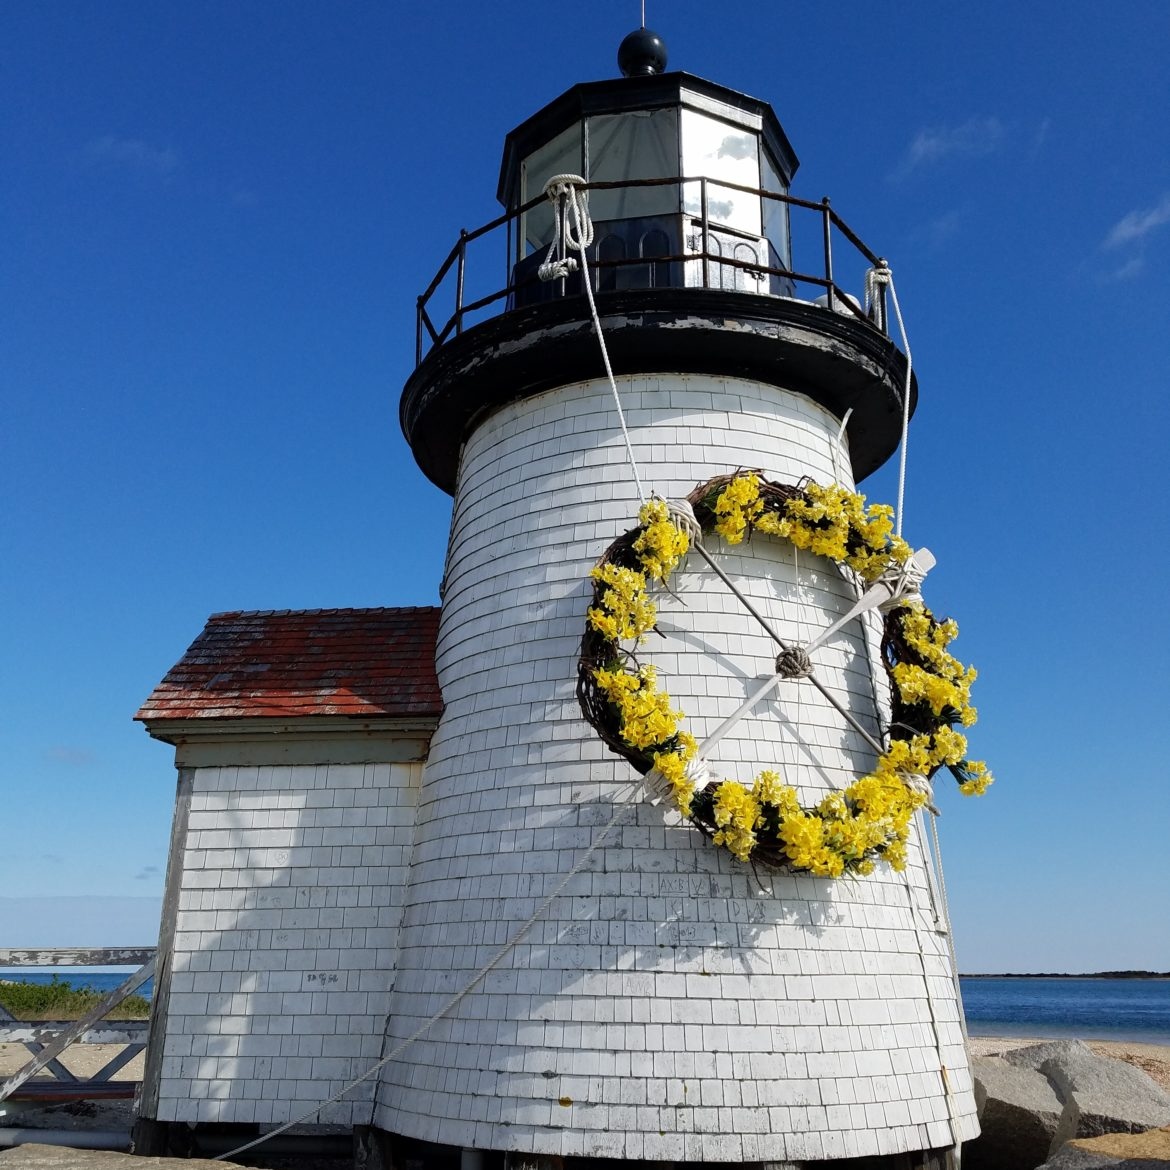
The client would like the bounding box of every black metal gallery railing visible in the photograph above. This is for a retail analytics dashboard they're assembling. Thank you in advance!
[414,177,891,365]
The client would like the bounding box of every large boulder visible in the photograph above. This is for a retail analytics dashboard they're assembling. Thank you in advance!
[1005,1041,1170,1153]
[1037,1124,1170,1168]
[965,1055,1065,1170]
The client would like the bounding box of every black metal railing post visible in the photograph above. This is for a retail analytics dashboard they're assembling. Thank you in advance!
[700,177,711,289]
[821,197,834,312]
[411,178,892,367]
[875,255,889,334]
[455,229,468,336]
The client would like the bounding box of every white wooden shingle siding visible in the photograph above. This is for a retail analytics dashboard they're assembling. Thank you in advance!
[372,373,977,1161]
[155,761,420,1126]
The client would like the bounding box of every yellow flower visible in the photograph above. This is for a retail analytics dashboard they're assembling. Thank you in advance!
[959,760,993,796]
[652,747,696,817]
[588,563,657,642]
[752,769,788,805]
[593,663,684,751]
[711,780,762,860]
[633,498,690,583]
[713,474,763,544]
[585,474,991,877]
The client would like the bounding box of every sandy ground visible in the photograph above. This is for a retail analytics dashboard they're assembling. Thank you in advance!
[0,1043,146,1085]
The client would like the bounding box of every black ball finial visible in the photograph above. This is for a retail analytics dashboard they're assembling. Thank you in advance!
[618,27,668,77]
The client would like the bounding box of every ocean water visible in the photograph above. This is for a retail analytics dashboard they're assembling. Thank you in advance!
[5,971,1168,1045]
[960,977,1170,1044]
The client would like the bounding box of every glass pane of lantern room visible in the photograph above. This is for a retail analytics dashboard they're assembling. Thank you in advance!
[680,108,761,236]
[760,147,791,270]
[520,123,584,253]
[587,109,679,223]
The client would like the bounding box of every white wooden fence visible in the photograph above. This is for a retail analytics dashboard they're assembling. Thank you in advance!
[0,948,155,1103]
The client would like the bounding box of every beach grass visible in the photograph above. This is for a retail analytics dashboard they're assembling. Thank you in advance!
[0,976,151,1021]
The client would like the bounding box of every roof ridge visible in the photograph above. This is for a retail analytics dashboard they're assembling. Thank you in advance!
[207,605,440,620]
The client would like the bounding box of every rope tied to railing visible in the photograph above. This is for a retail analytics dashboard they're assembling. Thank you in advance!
[865,258,915,538]
[538,174,593,282]
[538,173,646,503]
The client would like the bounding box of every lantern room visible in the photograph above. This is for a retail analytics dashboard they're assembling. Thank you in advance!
[499,31,799,303]
[403,29,914,501]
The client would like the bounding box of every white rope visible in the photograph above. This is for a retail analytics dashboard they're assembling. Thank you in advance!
[899,859,960,1156]
[866,261,913,538]
[848,563,960,1157]
[541,174,646,503]
[664,497,702,545]
[929,810,968,1043]
[873,550,933,613]
[688,539,887,757]
[643,755,709,805]
[213,781,641,1162]
[831,406,854,489]
[898,769,939,817]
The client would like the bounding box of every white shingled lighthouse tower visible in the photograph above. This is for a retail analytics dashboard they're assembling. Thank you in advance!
[375,27,978,1170]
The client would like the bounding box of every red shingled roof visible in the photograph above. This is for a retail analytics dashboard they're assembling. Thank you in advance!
[136,607,441,721]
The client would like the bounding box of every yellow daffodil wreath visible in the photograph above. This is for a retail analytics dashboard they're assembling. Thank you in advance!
[577,472,992,877]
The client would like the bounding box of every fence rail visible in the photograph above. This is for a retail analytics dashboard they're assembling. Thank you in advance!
[0,948,155,969]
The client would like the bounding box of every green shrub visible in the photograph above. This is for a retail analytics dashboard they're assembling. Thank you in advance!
[0,977,151,1021]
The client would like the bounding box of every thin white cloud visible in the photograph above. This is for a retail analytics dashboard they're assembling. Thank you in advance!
[914,207,964,249]
[894,117,1005,178]
[84,134,180,177]
[46,745,95,766]
[1102,255,1146,282]
[1031,117,1052,157]
[1103,193,1170,249]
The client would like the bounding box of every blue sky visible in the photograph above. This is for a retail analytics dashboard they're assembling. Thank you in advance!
[2,1,1168,974]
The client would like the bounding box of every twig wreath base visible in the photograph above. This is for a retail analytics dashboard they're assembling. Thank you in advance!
[577,472,992,878]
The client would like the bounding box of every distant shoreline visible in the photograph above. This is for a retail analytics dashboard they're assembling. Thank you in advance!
[960,972,1170,980]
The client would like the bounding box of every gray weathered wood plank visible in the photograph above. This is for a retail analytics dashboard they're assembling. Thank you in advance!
[0,1021,149,1044]
[0,947,155,967]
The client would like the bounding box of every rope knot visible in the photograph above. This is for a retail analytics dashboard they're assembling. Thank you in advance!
[664,497,703,545]
[898,770,940,815]
[538,258,578,282]
[538,175,593,280]
[776,645,813,679]
[875,549,934,613]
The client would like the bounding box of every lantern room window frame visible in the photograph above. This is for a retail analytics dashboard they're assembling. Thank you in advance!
[504,73,797,281]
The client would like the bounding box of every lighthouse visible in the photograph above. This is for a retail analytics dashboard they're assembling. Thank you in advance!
[374,28,979,1170]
